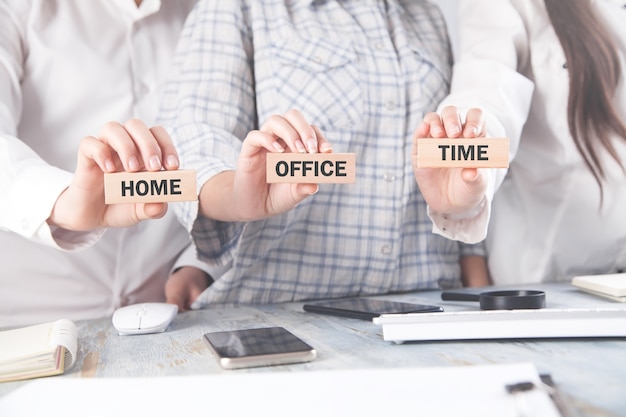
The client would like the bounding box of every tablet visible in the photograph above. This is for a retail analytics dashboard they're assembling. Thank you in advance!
[303,298,444,321]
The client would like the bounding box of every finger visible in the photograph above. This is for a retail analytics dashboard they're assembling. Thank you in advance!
[284,109,318,153]
[463,108,486,138]
[241,130,287,159]
[461,167,480,182]
[150,125,180,170]
[292,183,319,204]
[260,114,302,153]
[460,168,488,197]
[312,125,333,153]
[124,119,163,171]
[440,106,463,138]
[411,122,432,164]
[422,112,446,138]
[412,121,432,141]
[96,200,166,228]
[265,182,319,216]
[98,121,142,172]
[136,202,168,220]
[76,136,118,173]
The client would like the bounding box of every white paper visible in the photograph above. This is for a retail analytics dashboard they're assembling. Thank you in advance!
[0,363,560,417]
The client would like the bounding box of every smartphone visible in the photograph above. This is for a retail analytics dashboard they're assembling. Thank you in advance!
[303,298,444,320]
[203,326,317,370]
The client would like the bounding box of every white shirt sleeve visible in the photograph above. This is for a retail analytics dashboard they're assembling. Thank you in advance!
[427,0,535,243]
[0,135,103,250]
[0,2,101,250]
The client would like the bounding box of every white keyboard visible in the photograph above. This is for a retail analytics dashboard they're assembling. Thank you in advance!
[373,308,626,343]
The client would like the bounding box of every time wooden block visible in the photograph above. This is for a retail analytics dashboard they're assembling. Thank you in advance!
[415,138,509,168]
[266,153,356,184]
[104,169,197,204]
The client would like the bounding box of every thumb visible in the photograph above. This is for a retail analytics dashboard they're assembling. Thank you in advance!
[135,203,168,221]
[460,168,487,194]
[293,183,319,204]
[413,121,431,141]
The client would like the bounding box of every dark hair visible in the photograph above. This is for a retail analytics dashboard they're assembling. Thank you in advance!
[544,0,626,197]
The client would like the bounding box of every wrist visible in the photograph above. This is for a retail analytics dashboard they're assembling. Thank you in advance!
[445,197,487,221]
[198,171,239,221]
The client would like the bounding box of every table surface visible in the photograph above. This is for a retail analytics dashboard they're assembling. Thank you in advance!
[1,283,625,416]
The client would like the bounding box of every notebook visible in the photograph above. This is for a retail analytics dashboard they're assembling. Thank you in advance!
[571,273,626,302]
[0,319,78,382]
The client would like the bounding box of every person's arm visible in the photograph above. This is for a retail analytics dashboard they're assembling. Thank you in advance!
[165,243,234,311]
[412,0,535,244]
[166,111,333,312]
[460,255,491,287]
[165,267,212,312]
[0,3,83,249]
[1,4,178,249]
[459,240,490,287]
[157,2,328,262]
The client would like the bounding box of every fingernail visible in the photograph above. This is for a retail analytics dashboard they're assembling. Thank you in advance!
[149,155,161,170]
[465,125,478,136]
[167,154,180,168]
[307,138,317,153]
[448,125,461,136]
[296,140,307,153]
[320,143,333,153]
[309,185,319,195]
[128,156,140,171]
[273,141,285,152]
[105,159,116,172]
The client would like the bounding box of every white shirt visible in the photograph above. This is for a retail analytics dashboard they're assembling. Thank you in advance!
[0,0,200,327]
[432,0,626,284]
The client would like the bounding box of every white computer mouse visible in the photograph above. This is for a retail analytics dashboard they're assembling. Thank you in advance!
[112,302,178,336]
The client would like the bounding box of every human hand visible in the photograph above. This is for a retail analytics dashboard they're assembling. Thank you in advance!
[199,109,333,221]
[165,266,211,312]
[412,106,489,214]
[48,119,180,231]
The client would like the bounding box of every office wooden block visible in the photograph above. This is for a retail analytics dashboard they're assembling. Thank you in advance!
[266,153,356,184]
[415,138,510,168]
[104,169,197,204]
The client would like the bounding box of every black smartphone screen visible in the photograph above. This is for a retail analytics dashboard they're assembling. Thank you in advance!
[203,327,316,369]
[303,298,444,320]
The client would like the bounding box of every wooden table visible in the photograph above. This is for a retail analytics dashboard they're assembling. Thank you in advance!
[1,283,625,416]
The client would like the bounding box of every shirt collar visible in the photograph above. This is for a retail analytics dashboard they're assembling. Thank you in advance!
[112,0,162,20]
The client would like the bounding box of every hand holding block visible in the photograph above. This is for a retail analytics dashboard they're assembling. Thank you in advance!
[104,170,197,204]
[266,153,356,184]
[415,138,509,168]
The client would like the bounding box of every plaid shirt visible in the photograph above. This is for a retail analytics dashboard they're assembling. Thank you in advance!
[158,0,485,306]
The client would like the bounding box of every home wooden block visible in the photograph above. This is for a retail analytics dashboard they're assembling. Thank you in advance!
[104,169,197,204]
[415,138,509,168]
[266,153,356,184]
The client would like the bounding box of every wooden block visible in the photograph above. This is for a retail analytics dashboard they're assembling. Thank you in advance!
[415,138,509,168]
[266,153,356,184]
[104,170,197,204]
